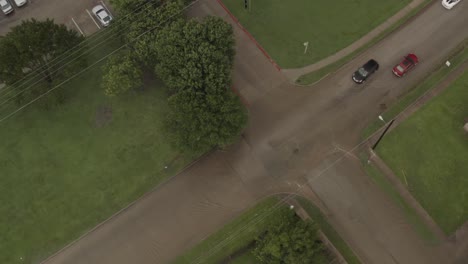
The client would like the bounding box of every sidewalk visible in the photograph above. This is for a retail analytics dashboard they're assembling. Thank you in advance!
[282,0,429,82]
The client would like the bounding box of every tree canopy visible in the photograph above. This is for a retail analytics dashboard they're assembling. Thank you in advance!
[154,16,246,152]
[114,0,184,65]
[101,51,142,96]
[253,211,327,264]
[0,19,85,85]
[0,19,85,106]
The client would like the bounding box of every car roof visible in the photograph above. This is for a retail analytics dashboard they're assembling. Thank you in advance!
[363,59,378,70]
[97,9,109,19]
[406,53,418,62]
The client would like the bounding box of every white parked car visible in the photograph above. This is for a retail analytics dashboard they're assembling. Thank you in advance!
[92,5,113,27]
[13,0,26,7]
[442,0,461,9]
[0,0,13,14]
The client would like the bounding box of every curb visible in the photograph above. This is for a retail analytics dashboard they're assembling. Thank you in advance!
[216,0,281,71]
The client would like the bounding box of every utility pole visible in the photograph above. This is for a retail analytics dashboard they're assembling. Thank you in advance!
[372,119,395,150]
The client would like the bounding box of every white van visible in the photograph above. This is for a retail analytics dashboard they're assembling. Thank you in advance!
[0,0,13,15]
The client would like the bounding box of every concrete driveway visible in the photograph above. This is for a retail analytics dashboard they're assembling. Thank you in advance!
[42,0,468,264]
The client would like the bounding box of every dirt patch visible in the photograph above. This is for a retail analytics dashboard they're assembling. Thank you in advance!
[95,105,113,127]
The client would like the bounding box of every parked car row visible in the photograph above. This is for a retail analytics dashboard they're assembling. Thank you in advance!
[0,0,26,15]
[352,53,419,84]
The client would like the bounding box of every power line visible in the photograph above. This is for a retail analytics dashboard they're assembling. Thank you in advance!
[184,113,409,263]
[177,43,468,264]
[0,0,201,123]
[0,0,430,262]
[0,0,157,98]
[0,0,164,106]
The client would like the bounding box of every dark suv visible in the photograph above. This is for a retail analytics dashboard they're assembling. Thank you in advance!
[352,59,379,84]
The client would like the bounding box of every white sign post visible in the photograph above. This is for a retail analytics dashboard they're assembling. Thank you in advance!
[303,42,309,54]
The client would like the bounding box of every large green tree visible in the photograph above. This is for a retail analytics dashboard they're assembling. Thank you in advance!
[0,19,85,106]
[114,0,184,65]
[154,17,247,152]
[253,212,327,264]
[101,51,142,96]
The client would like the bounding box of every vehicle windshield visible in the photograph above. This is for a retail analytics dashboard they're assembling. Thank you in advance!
[358,67,368,77]
[396,65,405,72]
[1,1,10,8]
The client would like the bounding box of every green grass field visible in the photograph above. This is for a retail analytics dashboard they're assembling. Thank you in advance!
[377,72,468,234]
[0,43,193,263]
[222,0,410,68]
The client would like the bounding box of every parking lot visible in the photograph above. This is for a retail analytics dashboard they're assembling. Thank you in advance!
[0,0,113,36]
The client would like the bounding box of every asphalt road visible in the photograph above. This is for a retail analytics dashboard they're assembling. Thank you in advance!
[42,1,468,264]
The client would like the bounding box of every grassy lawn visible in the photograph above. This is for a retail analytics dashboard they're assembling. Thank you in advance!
[0,41,193,263]
[296,197,361,264]
[222,0,411,68]
[296,0,432,85]
[376,72,468,234]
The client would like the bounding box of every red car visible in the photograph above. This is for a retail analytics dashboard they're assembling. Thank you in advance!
[392,54,419,77]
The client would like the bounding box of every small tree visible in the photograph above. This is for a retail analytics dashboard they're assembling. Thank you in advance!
[101,52,142,96]
[253,211,326,264]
